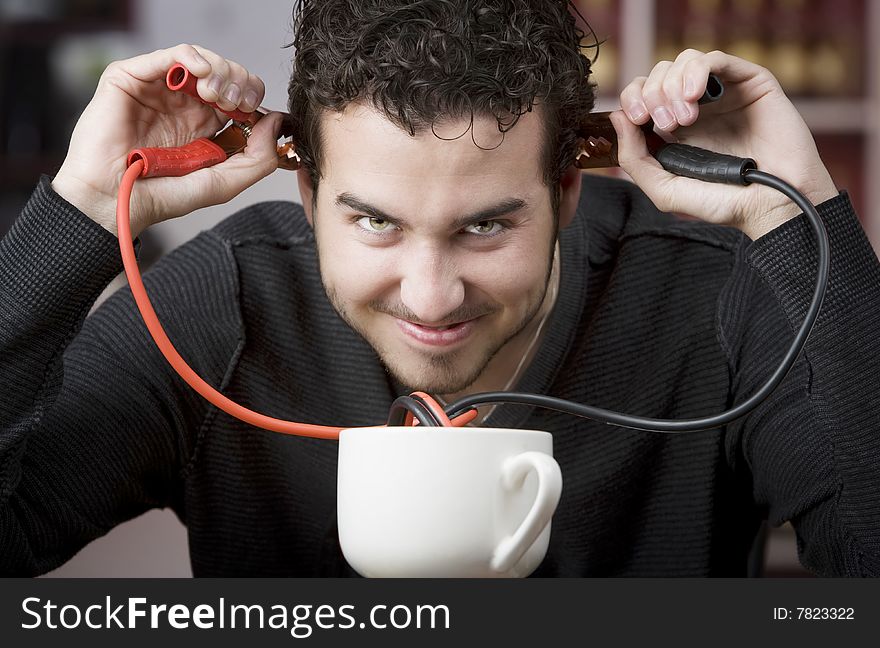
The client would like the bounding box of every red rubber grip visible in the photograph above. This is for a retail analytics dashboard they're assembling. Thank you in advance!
[127,138,227,178]
[166,63,254,123]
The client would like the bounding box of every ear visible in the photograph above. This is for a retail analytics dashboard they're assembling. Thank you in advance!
[557,165,583,229]
[297,167,316,227]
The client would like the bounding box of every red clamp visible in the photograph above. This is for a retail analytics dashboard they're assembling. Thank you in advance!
[165,63,255,123]
[127,139,227,178]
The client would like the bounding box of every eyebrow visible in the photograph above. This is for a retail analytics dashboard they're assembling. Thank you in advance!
[334,192,527,230]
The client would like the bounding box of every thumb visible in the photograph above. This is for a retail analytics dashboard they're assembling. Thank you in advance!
[185,112,284,210]
[609,110,711,216]
[241,111,286,165]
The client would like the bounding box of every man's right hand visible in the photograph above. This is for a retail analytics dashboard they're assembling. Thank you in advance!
[51,44,284,238]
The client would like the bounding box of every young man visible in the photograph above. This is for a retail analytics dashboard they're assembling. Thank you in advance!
[2,0,878,576]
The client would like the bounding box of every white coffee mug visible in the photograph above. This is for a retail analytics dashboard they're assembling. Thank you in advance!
[336,426,563,577]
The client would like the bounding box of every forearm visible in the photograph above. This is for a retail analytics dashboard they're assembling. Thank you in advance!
[0,176,126,462]
[732,193,880,576]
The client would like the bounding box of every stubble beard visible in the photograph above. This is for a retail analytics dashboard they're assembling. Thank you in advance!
[319,263,553,396]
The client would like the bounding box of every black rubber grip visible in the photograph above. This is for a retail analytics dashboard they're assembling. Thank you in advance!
[655,143,756,185]
[699,74,724,104]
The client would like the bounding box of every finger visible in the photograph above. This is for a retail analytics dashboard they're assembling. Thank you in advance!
[213,61,251,112]
[242,111,284,161]
[641,60,676,132]
[191,47,265,116]
[699,49,774,85]
[111,43,211,83]
[190,47,231,104]
[609,110,730,221]
[678,53,713,104]
[240,73,266,113]
[608,110,673,205]
[619,76,650,125]
[662,49,706,127]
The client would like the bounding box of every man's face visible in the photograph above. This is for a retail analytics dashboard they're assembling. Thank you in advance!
[304,103,558,395]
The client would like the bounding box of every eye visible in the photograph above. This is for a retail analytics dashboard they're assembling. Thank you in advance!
[355,216,396,233]
[464,220,504,236]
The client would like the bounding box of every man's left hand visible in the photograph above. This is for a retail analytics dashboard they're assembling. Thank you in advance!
[609,49,839,240]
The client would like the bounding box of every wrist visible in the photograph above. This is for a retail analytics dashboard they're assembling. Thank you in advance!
[744,177,838,241]
[51,172,119,238]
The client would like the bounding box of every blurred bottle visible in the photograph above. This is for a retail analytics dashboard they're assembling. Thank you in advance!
[766,0,810,96]
[576,0,620,95]
[814,134,863,216]
[654,0,683,64]
[809,0,863,96]
[725,0,769,72]
[680,0,723,56]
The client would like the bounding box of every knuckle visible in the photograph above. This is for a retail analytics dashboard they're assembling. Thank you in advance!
[677,48,703,62]
[618,85,636,104]
[102,60,122,76]
[641,80,664,106]
[662,75,681,98]
[178,43,201,60]
[683,58,708,76]
[216,58,231,77]
[250,74,266,93]
[619,77,644,100]
[754,64,775,82]
[99,60,125,84]
[227,60,247,80]
[650,60,672,77]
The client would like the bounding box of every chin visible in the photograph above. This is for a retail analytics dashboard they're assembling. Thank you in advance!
[384,353,484,396]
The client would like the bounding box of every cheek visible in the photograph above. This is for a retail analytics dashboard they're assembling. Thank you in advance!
[462,243,549,308]
[316,230,395,307]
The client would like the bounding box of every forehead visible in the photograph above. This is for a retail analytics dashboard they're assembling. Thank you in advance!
[317,102,547,213]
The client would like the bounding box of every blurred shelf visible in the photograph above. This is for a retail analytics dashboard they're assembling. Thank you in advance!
[796,99,876,133]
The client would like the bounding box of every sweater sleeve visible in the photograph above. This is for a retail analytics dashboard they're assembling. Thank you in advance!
[0,177,242,575]
[719,192,880,577]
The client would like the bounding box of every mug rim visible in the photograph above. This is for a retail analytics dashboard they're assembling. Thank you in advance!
[339,425,553,440]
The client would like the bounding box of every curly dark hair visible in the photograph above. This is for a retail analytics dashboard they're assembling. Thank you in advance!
[287,0,596,216]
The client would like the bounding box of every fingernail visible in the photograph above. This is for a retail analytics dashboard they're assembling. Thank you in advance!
[244,89,259,110]
[207,75,223,97]
[652,106,674,130]
[672,100,692,123]
[193,53,209,67]
[627,102,647,122]
[224,83,241,104]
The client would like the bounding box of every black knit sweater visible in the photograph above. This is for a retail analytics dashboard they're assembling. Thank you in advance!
[1,174,878,576]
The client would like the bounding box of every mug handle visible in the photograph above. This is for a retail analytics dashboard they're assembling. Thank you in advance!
[490,451,563,574]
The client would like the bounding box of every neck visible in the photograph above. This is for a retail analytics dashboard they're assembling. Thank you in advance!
[439,241,561,423]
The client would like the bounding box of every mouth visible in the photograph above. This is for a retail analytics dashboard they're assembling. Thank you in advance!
[395,317,479,347]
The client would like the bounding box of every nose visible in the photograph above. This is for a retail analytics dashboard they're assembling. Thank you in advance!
[399,246,465,324]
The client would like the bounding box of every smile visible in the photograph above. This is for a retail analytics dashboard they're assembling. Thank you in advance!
[395,317,478,347]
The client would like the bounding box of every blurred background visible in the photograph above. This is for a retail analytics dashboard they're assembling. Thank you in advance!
[0,0,876,577]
